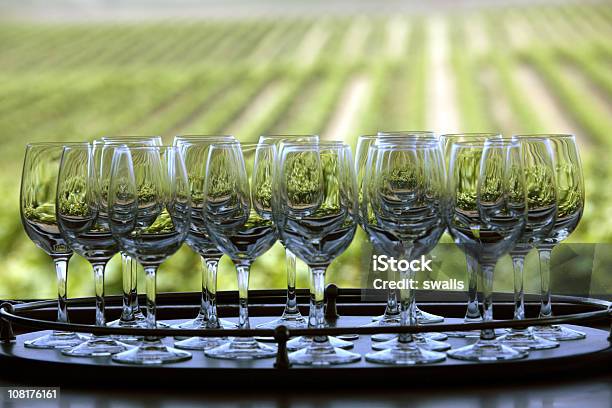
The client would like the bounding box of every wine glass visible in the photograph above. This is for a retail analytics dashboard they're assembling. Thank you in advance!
[446,139,528,361]
[367,138,450,350]
[521,134,586,341]
[275,141,361,365]
[362,141,448,365]
[109,146,192,364]
[203,142,278,360]
[172,136,239,351]
[256,134,319,331]
[359,132,446,343]
[20,142,88,349]
[94,136,163,342]
[439,133,501,338]
[498,137,559,350]
[56,144,130,357]
[174,134,236,146]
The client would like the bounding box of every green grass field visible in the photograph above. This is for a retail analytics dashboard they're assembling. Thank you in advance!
[0,2,611,299]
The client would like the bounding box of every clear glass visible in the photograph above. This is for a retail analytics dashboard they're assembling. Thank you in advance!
[275,141,361,365]
[517,135,586,341]
[498,138,559,350]
[359,141,447,365]
[439,133,501,337]
[364,132,444,326]
[56,144,129,357]
[172,136,238,348]
[203,143,278,360]
[108,146,192,364]
[94,136,163,339]
[20,143,88,349]
[173,134,236,147]
[256,135,319,331]
[445,139,529,361]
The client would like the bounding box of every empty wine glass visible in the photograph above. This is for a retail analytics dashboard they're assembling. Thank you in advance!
[109,146,192,365]
[439,133,501,338]
[56,144,129,357]
[275,141,361,365]
[369,138,450,350]
[521,134,586,341]
[102,134,163,332]
[446,139,528,361]
[362,141,448,365]
[359,132,446,343]
[256,134,319,331]
[172,135,238,336]
[498,137,559,350]
[95,136,163,342]
[20,142,88,349]
[172,136,239,351]
[203,143,278,360]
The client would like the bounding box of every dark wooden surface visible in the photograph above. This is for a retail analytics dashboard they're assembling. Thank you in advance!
[0,291,609,406]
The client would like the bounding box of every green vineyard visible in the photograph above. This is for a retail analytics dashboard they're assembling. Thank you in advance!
[0,2,611,299]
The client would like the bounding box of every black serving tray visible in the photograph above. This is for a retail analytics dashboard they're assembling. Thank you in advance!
[0,289,610,388]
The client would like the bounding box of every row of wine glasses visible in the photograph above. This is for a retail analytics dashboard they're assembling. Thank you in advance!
[354,132,584,365]
[19,132,584,366]
[442,133,585,362]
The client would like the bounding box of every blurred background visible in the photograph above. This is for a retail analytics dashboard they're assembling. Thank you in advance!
[0,0,610,300]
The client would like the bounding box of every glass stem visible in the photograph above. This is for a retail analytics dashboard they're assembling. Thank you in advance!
[128,255,140,315]
[53,256,70,325]
[311,267,328,343]
[308,267,316,328]
[479,262,496,340]
[144,265,158,342]
[92,263,107,328]
[199,256,209,320]
[537,245,554,319]
[205,257,220,328]
[283,249,299,317]
[511,253,526,322]
[120,253,135,321]
[236,261,252,331]
[385,258,399,316]
[398,270,416,344]
[464,254,481,321]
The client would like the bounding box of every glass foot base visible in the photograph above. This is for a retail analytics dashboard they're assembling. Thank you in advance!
[372,335,451,351]
[372,331,448,342]
[173,316,236,340]
[205,338,276,360]
[287,335,353,352]
[415,307,444,324]
[107,318,145,345]
[174,336,228,351]
[363,317,400,342]
[112,341,192,365]
[61,336,130,357]
[289,338,361,366]
[498,329,559,350]
[337,333,360,341]
[445,328,505,338]
[25,331,87,350]
[447,339,528,362]
[133,310,147,321]
[372,309,400,322]
[256,314,307,330]
[366,342,446,365]
[532,324,586,341]
[445,330,480,338]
